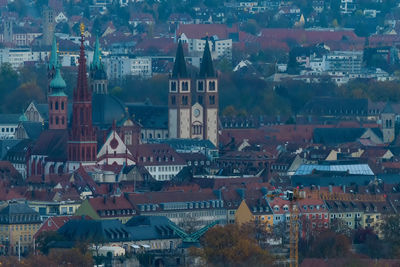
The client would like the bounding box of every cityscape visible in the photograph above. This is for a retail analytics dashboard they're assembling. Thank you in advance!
[1,0,400,266]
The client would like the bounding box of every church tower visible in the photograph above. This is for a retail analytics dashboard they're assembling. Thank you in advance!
[47,35,58,97]
[48,63,68,130]
[68,23,97,168]
[381,102,395,143]
[168,41,192,139]
[195,39,219,147]
[90,36,108,94]
[42,7,55,47]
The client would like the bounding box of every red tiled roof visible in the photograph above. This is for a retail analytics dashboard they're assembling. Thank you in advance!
[130,143,186,166]
[89,195,133,211]
[134,38,176,54]
[127,189,218,206]
[177,23,238,39]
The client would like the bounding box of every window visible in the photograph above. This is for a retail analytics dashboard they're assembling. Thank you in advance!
[181,81,189,91]
[209,95,215,105]
[209,81,216,91]
[171,96,176,105]
[55,101,59,110]
[198,81,204,91]
[61,101,64,110]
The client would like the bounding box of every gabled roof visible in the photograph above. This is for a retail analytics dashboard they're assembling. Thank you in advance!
[31,129,68,161]
[20,121,44,140]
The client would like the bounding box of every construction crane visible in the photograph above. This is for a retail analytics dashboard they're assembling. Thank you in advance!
[268,188,304,267]
[287,188,304,267]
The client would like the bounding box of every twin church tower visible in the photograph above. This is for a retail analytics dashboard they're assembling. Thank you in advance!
[168,40,219,147]
[47,30,219,162]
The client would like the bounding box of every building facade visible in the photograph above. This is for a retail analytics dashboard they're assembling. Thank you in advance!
[168,40,219,147]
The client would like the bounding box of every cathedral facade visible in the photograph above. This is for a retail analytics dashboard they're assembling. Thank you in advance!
[168,40,219,147]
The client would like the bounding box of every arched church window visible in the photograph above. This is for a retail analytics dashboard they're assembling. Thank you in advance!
[209,95,215,105]
[209,81,216,91]
[181,81,189,91]
[170,81,177,92]
[55,117,59,125]
[61,101,64,110]
[55,101,59,110]
[198,81,204,91]
[50,101,53,110]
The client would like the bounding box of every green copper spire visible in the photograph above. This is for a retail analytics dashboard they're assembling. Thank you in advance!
[50,65,67,91]
[19,111,28,122]
[48,35,58,70]
[172,40,188,78]
[91,36,102,70]
[199,39,215,78]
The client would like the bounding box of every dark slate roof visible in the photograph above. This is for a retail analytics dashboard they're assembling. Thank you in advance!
[370,127,383,139]
[0,202,41,224]
[171,41,188,78]
[0,139,21,159]
[92,94,126,127]
[382,102,395,114]
[31,129,68,161]
[36,103,50,120]
[199,39,215,78]
[5,139,33,161]
[20,121,44,140]
[58,219,130,242]
[125,216,179,241]
[126,102,168,130]
[0,114,20,124]
[313,128,366,144]
[301,97,368,116]
[148,138,217,150]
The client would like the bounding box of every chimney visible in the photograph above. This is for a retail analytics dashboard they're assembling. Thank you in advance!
[329,185,332,193]
[342,185,346,193]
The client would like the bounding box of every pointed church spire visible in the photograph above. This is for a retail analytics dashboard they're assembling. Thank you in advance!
[91,35,101,70]
[75,22,90,101]
[199,39,215,78]
[172,40,188,78]
[48,35,58,70]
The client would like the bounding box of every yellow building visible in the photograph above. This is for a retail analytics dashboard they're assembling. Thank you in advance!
[0,202,42,255]
[28,200,81,218]
[235,200,273,231]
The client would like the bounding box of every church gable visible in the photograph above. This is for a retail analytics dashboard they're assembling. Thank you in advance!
[24,102,44,123]
[97,130,135,165]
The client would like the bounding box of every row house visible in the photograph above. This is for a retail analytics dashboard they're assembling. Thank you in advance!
[298,198,329,238]
[133,144,186,181]
[126,190,227,228]
[75,194,136,223]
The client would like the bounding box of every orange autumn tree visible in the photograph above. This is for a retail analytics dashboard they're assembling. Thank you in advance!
[199,224,275,267]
